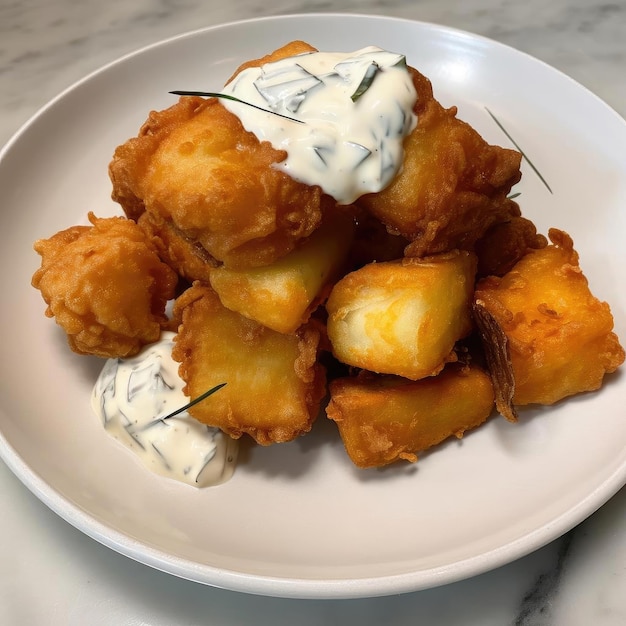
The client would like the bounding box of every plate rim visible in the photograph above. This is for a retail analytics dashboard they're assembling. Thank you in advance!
[2,12,626,600]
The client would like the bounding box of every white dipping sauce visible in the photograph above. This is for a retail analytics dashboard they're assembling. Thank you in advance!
[91,332,237,487]
[221,46,417,204]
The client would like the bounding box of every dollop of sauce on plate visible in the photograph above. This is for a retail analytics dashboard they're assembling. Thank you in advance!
[91,332,237,487]
[221,46,417,204]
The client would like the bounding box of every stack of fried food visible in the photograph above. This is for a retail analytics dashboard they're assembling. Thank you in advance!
[32,41,624,468]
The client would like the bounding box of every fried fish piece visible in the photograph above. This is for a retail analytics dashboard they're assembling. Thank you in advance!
[110,40,521,271]
[109,41,333,270]
[347,207,410,269]
[357,66,522,257]
[32,213,178,358]
[172,282,326,445]
[325,250,476,380]
[474,228,624,406]
[326,364,495,468]
[209,211,355,333]
[108,95,209,223]
[475,215,548,278]
[137,211,218,284]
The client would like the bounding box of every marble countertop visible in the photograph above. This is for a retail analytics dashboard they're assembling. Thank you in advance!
[1,0,625,624]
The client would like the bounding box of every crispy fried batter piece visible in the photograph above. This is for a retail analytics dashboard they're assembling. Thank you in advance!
[109,41,333,270]
[137,211,218,284]
[347,208,410,269]
[209,211,355,333]
[475,215,548,278]
[357,66,522,257]
[110,40,522,271]
[31,41,626,473]
[325,251,476,380]
[326,364,495,468]
[474,228,624,406]
[172,282,326,445]
[32,213,178,357]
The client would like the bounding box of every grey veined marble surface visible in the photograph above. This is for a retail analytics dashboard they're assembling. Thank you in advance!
[2,0,626,147]
[1,0,625,624]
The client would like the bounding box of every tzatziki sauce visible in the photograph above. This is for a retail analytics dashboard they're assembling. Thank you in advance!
[91,332,237,487]
[221,46,417,204]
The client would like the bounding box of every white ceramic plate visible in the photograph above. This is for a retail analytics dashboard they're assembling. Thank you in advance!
[1,14,625,600]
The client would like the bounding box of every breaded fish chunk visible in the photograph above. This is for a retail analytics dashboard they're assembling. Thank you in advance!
[326,364,495,468]
[474,215,548,278]
[110,41,333,270]
[474,229,624,406]
[172,283,326,445]
[137,211,218,284]
[357,66,522,257]
[325,251,476,380]
[110,40,521,271]
[32,213,178,358]
[209,211,354,333]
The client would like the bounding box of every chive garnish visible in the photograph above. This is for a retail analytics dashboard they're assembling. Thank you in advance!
[485,107,553,194]
[169,91,304,124]
[195,449,218,484]
[138,382,227,432]
[351,62,379,102]
[151,442,171,470]
[161,382,227,420]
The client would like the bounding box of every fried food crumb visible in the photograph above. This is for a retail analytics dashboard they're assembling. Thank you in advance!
[32,212,178,357]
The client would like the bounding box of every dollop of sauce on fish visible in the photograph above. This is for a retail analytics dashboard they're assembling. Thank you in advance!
[221,46,417,204]
[91,332,237,487]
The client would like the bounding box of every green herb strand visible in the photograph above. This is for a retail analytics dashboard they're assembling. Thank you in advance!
[351,62,379,102]
[162,382,227,421]
[485,107,553,194]
[169,91,304,124]
[138,382,227,432]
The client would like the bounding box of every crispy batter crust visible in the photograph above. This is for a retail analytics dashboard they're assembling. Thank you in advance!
[474,229,625,406]
[358,67,522,257]
[32,213,178,357]
[31,41,624,469]
[475,216,548,278]
[326,251,476,380]
[137,211,218,284]
[172,282,326,445]
[109,41,332,271]
[327,364,495,468]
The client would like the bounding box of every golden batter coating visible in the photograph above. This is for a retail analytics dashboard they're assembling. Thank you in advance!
[137,211,218,284]
[475,215,548,278]
[326,250,477,380]
[172,282,326,445]
[326,364,495,468]
[474,229,624,406]
[110,40,522,272]
[109,41,334,271]
[357,66,522,257]
[32,213,178,358]
[31,41,624,472]
[209,211,355,333]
